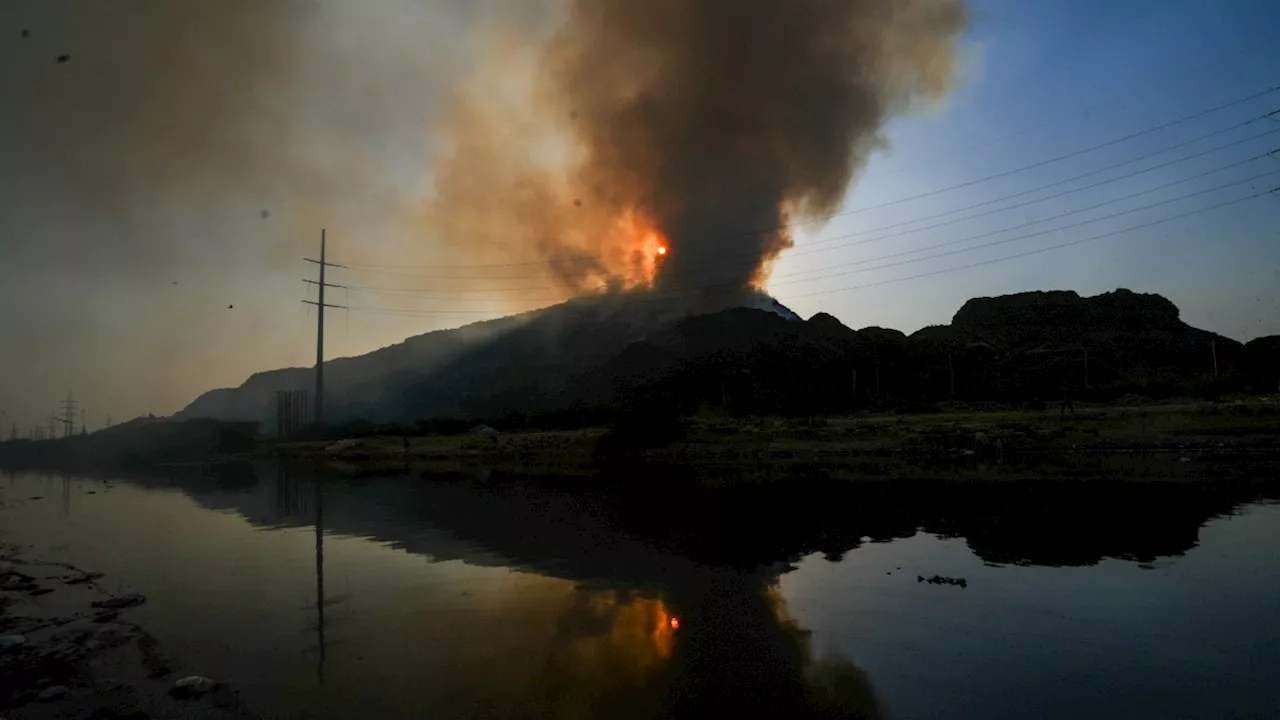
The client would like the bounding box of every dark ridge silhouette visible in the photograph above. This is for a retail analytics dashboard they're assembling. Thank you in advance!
[170,288,1276,431]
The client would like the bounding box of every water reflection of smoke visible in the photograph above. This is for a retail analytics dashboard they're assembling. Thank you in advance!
[448,577,886,719]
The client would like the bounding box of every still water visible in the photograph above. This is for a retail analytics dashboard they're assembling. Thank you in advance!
[2,466,1278,719]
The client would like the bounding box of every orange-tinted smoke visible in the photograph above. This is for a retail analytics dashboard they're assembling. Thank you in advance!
[421,0,968,298]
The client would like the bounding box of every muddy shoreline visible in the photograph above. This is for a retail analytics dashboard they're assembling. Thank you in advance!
[0,544,250,719]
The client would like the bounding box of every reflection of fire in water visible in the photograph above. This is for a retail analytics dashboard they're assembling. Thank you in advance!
[557,592,678,673]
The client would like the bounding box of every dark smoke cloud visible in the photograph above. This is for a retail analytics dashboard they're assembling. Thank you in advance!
[424,0,968,297]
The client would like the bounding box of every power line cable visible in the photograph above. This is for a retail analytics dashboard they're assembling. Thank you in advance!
[861,32,1280,181]
[772,169,1279,288]
[772,159,1277,283]
[342,120,1279,295]
[345,176,1276,317]
[341,187,1272,323]
[344,155,1278,302]
[348,117,1277,284]
[797,124,1279,251]
[338,86,1278,274]
[786,190,1275,301]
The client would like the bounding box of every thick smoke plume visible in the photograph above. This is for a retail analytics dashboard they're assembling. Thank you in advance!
[424,0,968,299]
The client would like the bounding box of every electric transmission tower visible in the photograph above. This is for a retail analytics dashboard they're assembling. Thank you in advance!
[60,394,79,439]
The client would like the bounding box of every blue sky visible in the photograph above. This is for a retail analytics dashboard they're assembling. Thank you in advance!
[769,0,1280,340]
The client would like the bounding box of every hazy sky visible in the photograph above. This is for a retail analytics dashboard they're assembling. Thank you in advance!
[2,0,1278,432]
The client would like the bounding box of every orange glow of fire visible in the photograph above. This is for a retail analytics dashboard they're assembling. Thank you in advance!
[669,616,680,630]
[597,209,670,289]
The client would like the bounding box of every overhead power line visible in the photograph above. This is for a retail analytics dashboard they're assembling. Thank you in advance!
[338,85,1279,275]
[348,117,1279,285]
[345,157,1279,302]
[786,190,1275,302]
[341,179,1275,320]
[772,170,1279,288]
[855,33,1280,182]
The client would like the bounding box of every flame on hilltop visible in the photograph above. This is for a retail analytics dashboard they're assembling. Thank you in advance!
[597,208,670,289]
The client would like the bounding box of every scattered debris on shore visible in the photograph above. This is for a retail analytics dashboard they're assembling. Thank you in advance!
[918,575,968,588]
[0,545,247,718]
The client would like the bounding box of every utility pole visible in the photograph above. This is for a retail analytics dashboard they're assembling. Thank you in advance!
[303,230,346,428]
[1211,339,1219,380]
[9,424,17,442]
[80,408,86,435]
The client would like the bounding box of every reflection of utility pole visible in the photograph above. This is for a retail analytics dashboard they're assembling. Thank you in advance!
[314,479,326,685]
[304,230,347,429]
